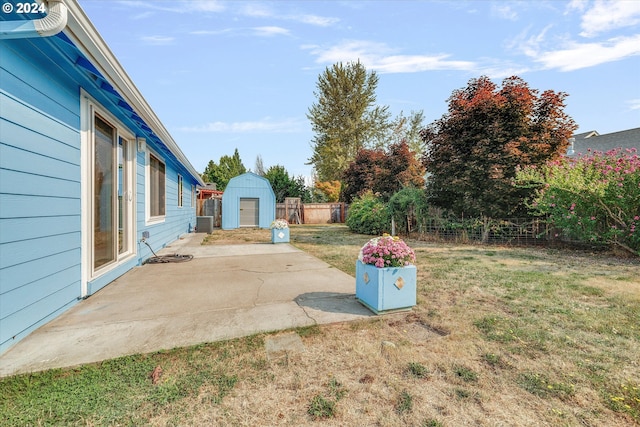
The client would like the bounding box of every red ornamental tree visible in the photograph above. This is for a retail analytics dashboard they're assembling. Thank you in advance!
[422,76,577,218]
[342,141,425,203]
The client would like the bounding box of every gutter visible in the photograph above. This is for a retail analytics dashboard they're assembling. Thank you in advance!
[0,0,67,39]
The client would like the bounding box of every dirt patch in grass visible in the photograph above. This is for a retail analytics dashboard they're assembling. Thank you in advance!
[2,225,638,426]
[202,227,271,245]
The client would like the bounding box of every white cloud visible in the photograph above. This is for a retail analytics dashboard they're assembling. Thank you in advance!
[491,4,518,21]
[141,35,175,45]
[178,117,304,133]
[188,0,225,13]
[295,14,340,27]
[511,20,640,72]
[191,26,290,37]
[239,2,272,18]
[509,25,554,57]
[627,99,640,110]
[306,40,476,74]
[117,0,225,14]
[252,26,291,37]
[579,0,640,37]
[534,34,640,71]
[565,0,587,14]
[238,2,338,27]
[477,62,531,79]
[190,28,233,36]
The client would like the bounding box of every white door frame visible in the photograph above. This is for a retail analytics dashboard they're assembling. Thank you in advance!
[80,91,137,297]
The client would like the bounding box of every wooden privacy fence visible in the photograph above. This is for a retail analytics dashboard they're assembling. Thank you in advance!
[197,198,222,228]
[276,202,347,224]
[197,197,347,229]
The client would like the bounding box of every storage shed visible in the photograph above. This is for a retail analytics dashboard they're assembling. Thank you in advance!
[222,173,276,229]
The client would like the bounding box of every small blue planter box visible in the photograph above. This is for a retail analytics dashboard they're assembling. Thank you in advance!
[271,228,290,243]
[355,260,416,314]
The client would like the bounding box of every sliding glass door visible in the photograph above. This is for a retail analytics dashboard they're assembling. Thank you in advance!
[92,115,133,272]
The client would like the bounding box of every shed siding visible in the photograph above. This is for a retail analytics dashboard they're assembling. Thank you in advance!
[0,42,82,352]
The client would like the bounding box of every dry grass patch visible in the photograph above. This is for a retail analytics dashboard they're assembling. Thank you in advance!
[2,225,638,426]
[176,225,640,425]
[202,227,271,245]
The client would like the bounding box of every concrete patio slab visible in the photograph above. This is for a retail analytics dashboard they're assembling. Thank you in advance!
[0,234,372,378]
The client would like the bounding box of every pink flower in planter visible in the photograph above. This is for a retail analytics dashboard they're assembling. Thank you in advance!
[359,235,416,268]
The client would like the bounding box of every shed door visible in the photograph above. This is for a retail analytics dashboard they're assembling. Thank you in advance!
[239,198,259,227]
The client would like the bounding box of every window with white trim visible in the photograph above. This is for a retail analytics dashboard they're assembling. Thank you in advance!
[178,174,183,207]
[148,153,166,218]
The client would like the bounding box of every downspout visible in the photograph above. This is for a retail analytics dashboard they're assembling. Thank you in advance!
[0,0,67,39]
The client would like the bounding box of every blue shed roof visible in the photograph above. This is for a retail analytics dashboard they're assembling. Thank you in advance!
[226,172,274,189]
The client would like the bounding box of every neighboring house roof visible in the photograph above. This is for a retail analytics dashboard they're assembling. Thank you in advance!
[198,188,223,199]
[1,0,204,186]
[568,127,640,156]
[572,130,599,140]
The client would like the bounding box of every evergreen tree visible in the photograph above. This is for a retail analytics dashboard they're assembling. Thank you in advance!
[307,61,391,181]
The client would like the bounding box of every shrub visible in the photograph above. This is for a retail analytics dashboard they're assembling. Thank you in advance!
[517,148,640,255]
[388,186,429,233]
[346,191,390,235]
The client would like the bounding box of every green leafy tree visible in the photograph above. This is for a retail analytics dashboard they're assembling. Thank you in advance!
[422,75,577,218]
[307,60,392,181]
[202,148,246,191]
[388,186,429,234]
[263,165,310,203]
[315,180,341,202]
[374,110,425,156]
[254,155,265,176]
[341,141,425,203]
[516,149,640,255]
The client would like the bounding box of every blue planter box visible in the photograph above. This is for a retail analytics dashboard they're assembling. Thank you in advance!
[355,260,416,314]
[271,228,290,243]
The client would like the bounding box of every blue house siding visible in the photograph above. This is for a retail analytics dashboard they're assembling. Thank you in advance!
[0,44,82,353]
[133,148,197,262]
[0,4,203,354]
[222,173,276,229]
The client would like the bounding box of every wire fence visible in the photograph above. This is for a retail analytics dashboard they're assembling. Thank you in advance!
[400,216,593,248]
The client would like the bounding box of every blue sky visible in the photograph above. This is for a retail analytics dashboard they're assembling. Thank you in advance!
[77,0,640,180]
